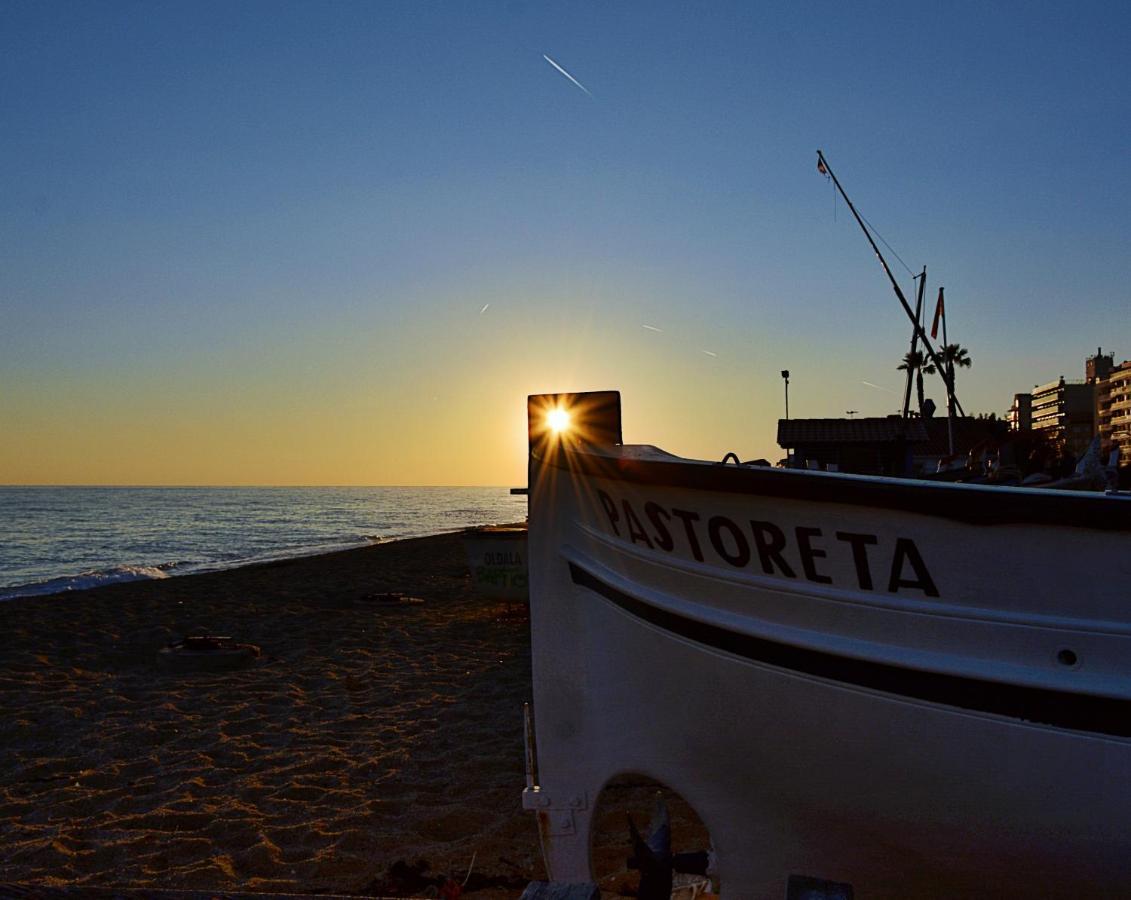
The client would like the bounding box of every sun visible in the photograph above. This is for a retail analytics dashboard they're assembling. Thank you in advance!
[547,408,571,434]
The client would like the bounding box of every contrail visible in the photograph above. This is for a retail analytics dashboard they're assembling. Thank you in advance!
[862,380,898,395]
[543,54,593,97]
[479,303,490,315]
[641,324,663,332]
[701,349,718,358]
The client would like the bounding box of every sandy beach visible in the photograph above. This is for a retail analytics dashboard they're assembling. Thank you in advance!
[1,528,716,898]
[0,530,544,896]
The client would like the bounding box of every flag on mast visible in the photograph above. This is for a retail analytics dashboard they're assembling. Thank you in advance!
[930,287,945,339]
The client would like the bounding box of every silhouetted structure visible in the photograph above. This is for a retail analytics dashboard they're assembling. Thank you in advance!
[1011,348,1131,464]
[1030,377,1095,458]
[777,417,928,475]
[1007,393,1032,432]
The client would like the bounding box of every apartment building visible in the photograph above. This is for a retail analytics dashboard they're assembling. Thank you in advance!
[1006,393,1031,431]
[1029,377,1096,458]
[1008,348,1131,466]
[1100,360,1131,466]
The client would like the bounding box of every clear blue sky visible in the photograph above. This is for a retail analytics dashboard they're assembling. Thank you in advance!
[3,1,1129,483]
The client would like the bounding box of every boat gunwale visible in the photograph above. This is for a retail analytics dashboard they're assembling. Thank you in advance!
[534,444,1131,531]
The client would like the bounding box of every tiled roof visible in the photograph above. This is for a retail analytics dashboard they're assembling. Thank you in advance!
[777,417,929,447]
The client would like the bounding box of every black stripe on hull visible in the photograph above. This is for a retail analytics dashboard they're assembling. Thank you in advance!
[539,448,1131,531]
[569,563,1131,739]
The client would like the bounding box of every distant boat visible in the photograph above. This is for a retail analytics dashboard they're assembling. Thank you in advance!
[522,389,1131,896]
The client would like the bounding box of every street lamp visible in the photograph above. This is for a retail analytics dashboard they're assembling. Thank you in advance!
[781,370,790,420]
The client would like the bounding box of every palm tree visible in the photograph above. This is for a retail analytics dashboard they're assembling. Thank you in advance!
[897,349,937,418]
[940,343,972,371]
[938,343,972,420]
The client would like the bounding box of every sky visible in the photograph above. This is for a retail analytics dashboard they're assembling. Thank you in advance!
[2,1,1129,485]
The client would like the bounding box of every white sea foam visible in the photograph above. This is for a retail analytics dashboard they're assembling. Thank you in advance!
[0,486,528,602]
[1,564,172,600]
[0,536,404,601]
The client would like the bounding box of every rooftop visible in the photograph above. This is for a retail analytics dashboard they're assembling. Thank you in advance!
[777,417,929,447]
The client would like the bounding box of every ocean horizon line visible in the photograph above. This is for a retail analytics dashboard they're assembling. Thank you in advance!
[0,483,522,490]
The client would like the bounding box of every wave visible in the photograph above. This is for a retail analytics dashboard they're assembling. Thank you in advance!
[1,564,174,600]
[0,519,522,602]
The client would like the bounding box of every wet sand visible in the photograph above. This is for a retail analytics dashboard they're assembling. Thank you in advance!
[0,531,542,896]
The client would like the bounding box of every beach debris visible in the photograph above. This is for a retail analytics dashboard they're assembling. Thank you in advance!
[1040,436,1110,491]
[157,634,261,673]
[519,882,600,900]
[364,858,531,897]
[627,796,673,900]
[626,796,714,899]
[786,873,855,899]
[365,591,426,606]
[365,859,434,896]
[671,873,716,900]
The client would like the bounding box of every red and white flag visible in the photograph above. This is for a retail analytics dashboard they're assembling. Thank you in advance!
[930,287,945,339]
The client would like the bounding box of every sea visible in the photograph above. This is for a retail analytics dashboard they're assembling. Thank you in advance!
[0,486,527,600]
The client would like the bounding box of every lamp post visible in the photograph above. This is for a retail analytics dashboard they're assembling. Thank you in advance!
[781,370,790,420]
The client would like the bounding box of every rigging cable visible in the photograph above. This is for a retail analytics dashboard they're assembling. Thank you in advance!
[859,212,916,278]
[821,163,913,277]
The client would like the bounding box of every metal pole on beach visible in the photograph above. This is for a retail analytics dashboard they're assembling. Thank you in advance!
[816,150,964,417]
[903,268,926,419]
[941,288,955,456]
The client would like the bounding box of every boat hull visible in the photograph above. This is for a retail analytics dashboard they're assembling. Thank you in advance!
[525,393,1131,897]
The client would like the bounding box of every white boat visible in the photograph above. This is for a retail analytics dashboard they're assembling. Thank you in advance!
[522,390,1131,898]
